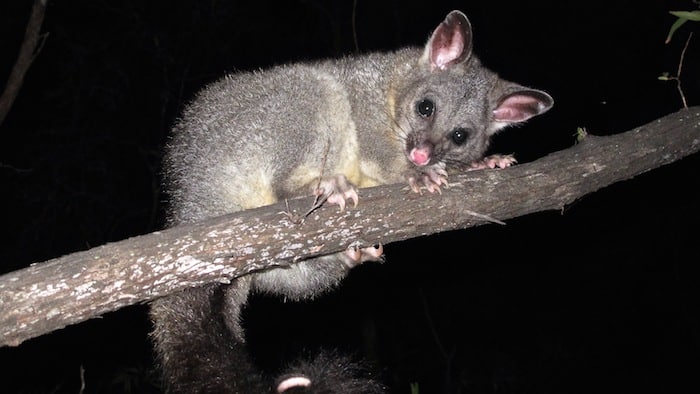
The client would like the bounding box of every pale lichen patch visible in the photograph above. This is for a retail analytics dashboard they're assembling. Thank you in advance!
[581,162,606,177]
[206,228,235,238]
[74,281,97,300]
[36,282,69,297]
[46,308,61,320]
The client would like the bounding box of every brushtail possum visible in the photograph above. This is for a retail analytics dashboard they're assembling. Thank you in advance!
[150,10,553,393]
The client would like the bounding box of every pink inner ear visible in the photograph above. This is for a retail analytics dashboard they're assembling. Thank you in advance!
[433,30,464,70]
[493,107,520,121]
[493,94,545,122]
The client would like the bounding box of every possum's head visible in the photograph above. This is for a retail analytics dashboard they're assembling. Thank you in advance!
[393,10,553,170]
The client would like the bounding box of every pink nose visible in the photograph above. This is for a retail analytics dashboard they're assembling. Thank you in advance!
[409,147,431,166]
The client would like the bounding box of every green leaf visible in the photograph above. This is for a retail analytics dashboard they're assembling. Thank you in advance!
[665,17,689,44]
[669,10,700,21]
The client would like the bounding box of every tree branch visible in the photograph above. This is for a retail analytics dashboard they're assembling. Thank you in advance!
[1,106,699,347]
[0,0,48,126]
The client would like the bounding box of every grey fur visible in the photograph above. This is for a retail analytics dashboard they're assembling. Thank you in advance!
[150,10,552,393]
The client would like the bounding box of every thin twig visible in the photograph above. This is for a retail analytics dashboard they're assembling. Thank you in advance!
[282,139,333,224]
[675,32,693,109]
[463,209,506,225]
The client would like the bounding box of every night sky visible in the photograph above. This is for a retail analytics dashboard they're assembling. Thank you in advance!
[1,0,699,393]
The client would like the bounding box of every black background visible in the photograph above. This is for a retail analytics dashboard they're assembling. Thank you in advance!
[1,0,699,393]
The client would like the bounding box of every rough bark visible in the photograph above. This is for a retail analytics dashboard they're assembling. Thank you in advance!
[0,106,698,347]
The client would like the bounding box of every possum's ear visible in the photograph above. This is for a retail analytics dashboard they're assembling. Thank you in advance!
[489,88,554,134]
[422,10,473,71]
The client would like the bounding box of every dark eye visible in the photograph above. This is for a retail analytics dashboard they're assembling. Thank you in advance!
[451,128,469,145]
[416,99,435,117]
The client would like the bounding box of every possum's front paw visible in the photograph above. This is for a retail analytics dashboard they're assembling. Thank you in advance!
[468,154,517,170]
[407,163,448,194]
[313,174,359,211]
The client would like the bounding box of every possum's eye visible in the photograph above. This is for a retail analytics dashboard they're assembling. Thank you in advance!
[451,128,469,145]
[416,99,435,117]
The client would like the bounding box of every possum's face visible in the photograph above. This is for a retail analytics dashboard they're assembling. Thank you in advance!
[395,73,553,171]
[395,73,495,171]
[394,10,553,172]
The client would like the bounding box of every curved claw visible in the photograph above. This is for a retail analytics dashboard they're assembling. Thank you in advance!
[342,243,385,267]
[325,188,358,211]
[407,164,448,194]
[469,154,517,170]
[314,174,359,211]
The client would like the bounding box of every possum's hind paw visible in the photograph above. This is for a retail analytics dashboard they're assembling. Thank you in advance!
[339,243,384,268]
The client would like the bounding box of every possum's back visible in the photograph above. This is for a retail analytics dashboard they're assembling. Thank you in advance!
[162,63,361,226]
